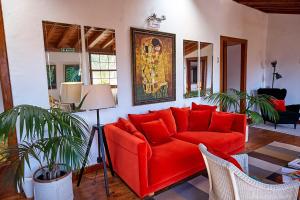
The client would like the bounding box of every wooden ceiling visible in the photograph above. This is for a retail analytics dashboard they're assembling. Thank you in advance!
[84,26,115,54]
[43,21,81,52]
[184,41,211,56]
[43,21,116,54]
[233,0,300,14]
[184,40,198,55]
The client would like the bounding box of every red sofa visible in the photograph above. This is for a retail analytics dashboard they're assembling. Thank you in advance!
[104,106,246,198]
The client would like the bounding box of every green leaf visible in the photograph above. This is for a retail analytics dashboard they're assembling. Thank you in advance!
[0,104,90,188]
[202,88,279,124]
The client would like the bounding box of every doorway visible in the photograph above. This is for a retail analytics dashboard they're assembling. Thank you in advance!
[220,36,247,112]
[186,57,198,97]
[200,56,207,93]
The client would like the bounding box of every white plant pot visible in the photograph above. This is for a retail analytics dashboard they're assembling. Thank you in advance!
[33,166,73,200]
[22,177,34,198]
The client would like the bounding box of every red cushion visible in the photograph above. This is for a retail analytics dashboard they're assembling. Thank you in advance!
[208,112,234,133]
[149,139,205,185]
[115,118,152,159]
[270,99,286,112]
[128,113,158,132]
[132,131,153,159]
[115,118,138,133]
[192,102,217,112]
[150,109,177,136]
[175,131,245,154]
[206,146,243,171]
[188,110,212,131]
[170,107,190,132]
[141,119,172,145]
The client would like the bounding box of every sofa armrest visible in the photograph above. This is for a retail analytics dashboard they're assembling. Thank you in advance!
[104,124,149,197]
[286,104,300,113]
[231,113,247,136]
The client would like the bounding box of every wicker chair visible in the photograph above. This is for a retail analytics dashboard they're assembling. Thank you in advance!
[199,144,299,200]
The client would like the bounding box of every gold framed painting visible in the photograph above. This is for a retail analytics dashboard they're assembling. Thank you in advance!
[131,27,176,105]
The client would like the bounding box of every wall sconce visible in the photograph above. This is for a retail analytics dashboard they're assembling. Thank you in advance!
[147,13,166,30]
[271,60,283,88]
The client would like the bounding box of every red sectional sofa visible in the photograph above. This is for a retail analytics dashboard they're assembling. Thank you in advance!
[104,104,246,198]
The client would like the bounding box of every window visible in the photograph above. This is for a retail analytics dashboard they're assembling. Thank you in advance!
[90,53,117,86]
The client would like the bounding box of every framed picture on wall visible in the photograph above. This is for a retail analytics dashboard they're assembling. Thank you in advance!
[46,65,57,89]
[64,64,81,82]
[131,27,176,105]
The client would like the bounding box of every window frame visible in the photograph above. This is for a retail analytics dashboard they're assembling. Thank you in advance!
[89,53,117,88]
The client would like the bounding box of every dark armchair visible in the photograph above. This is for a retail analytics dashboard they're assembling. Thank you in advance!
[257,88,300,129]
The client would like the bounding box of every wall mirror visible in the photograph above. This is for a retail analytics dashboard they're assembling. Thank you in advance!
[84,26,117,98]
[183,40,213,98]
[42,21,118,109]
[183,40,199,98]
[199,42,213,96]
[43,21,83,109]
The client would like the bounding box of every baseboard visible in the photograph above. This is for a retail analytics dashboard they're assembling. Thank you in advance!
[72,163,102,181]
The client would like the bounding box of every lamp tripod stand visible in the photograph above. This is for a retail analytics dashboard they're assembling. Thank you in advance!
[77,109,114,196]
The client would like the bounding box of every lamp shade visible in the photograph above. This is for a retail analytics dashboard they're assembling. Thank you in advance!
[81,84,116,110]
[60,82,82,103]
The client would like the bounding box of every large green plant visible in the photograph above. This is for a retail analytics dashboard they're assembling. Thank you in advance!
[0,105,89,189]
[204,89,279,125]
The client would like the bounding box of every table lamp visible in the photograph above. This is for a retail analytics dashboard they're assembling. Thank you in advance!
[60,82,82,110]
[80,84,116,195]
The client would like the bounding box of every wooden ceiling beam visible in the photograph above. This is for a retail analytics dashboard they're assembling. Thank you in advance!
[45,23,57,44]
[56,25,77,48]
[88,29,110,49]
[102,38,115,49]
[184,44,198,55]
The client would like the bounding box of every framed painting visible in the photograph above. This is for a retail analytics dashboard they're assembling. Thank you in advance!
[64,64,81,82]
[46,65,57,89]
[131,27,176,105]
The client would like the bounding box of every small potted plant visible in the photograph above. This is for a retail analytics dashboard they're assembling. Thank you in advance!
[203,89,279,141]
[0,105,89,200]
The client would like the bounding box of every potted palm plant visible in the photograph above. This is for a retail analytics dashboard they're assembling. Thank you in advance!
[204,89,279,140]
[0,105,89,200]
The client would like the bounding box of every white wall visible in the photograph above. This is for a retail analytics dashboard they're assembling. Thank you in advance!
[266,14,300,104]
[227,44,241,90]
[2,0,268,168]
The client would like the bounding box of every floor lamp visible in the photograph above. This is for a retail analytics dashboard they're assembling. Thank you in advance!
[79,84,116,196]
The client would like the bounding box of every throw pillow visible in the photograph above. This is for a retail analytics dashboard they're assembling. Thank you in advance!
[270,99,286,112]
[141,119,172,145]
[115,118,137,133]
[207,146,243,171]
[115,118,152,159]
[208,112,234,133]
[170,107,190,132]
[150,108,177,136]
[191,102,217,112]
[188,110,212,131]
[128,113,158,132]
